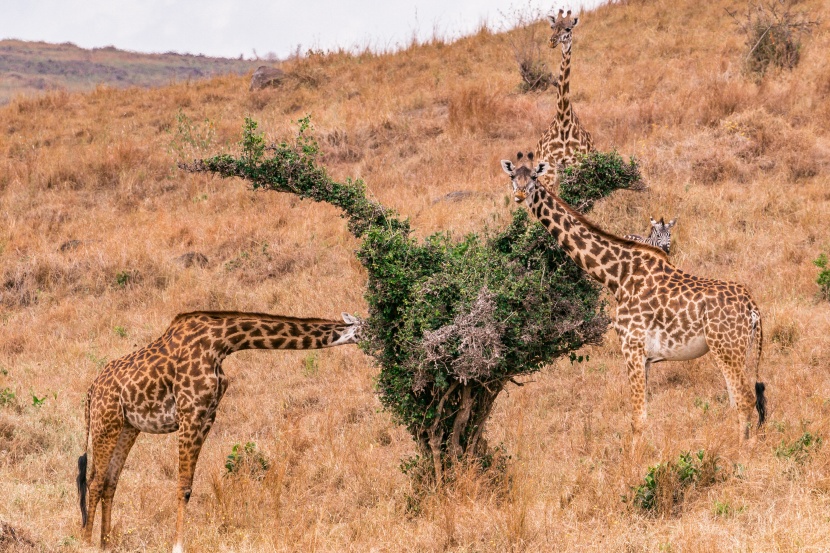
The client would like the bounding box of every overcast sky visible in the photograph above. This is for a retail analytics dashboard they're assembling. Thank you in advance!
[2,0,603,59]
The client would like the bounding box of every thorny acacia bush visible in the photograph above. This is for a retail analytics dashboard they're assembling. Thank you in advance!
[728,0,819,75]
[184,118,642,483]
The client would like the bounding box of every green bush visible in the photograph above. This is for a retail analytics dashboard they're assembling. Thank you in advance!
[814,253,830,300]
[0,387,15,407]
[775,432,822,463]
[185,118,641,482]
[629,450,723,516]
[225,442,270,480]
[559,151,644,212]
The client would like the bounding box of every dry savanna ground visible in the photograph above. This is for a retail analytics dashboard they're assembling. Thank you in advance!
[1,0,830,551]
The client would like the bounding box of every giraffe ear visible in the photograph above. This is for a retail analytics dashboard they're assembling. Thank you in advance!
[534,162,550,176]
[500,160,515,175]
[546,14,558,26]
[342,313,360,325]
[571,16,579,27]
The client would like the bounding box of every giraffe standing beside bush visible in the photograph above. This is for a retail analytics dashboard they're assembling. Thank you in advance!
[535,9,595,183]
[77,311,363,552]
[500,153,766,443]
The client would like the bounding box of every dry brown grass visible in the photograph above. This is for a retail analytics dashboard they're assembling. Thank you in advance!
[1,0,830,550]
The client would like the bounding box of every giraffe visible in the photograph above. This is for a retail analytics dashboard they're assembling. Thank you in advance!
[76,311,364,552]
[535,9,594,184]
[624,217,678,255]
[500,153,766,442]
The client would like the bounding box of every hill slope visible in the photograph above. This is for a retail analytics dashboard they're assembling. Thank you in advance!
[0,39,261,105]
[0,0,829,550]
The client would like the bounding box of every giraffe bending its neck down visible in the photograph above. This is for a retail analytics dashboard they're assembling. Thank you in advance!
[500,154,766,443]
[77,311,364,552]
[535,9,594,183]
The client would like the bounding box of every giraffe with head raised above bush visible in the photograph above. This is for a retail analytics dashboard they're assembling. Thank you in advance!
[535,9,594,183]
[500,153,766,443]
[77,311,363,552]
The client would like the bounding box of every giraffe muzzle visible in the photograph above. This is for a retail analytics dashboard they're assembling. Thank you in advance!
[514,191,527,203]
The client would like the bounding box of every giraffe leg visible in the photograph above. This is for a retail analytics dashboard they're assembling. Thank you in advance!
[172,404,222,553]
[99,426,140,549]
[710,348,756,443]
[623,349,648,434]
[84,415,124,546]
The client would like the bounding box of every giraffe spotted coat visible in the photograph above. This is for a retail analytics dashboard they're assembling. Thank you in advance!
[78,311,363,551]
[535,10,594,184]
[501,158,765,443]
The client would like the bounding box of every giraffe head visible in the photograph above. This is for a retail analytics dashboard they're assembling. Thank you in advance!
[547,9,579,51]
[649,217,677,254]
[334,312,365,345]
[500,152,551,204]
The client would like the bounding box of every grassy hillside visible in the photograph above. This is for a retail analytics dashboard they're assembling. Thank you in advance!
[1,0,829,550]
[0,39,260,105]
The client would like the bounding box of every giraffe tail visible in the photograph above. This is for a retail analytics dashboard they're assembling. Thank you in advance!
[77,388,91,528]
[748,309,766,427]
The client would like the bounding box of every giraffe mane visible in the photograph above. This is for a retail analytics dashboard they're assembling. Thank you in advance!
[170,311,343,325]
[544,188,671,260]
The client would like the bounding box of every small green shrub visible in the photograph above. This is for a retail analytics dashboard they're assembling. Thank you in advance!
[302,353,319,377]
[629,450,723,516]
[114,271,132,288]
[224,442,270,480]
[814,253,830,300]
[713,499,744,518]
[169,109,215,160]
[86,352,107,370]
[0,387,16,407]
[113,325,127,338]
[694,397,710,414]
[776,432,822,463]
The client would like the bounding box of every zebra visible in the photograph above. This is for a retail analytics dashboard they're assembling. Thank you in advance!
[624,217,677,254]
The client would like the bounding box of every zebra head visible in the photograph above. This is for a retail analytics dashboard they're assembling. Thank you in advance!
[648,217,677,254]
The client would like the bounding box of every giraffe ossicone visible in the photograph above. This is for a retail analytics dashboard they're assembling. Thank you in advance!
[77,311,363,551]
[500,155,766,443]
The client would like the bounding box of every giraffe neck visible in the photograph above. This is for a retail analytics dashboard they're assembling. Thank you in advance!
[172,312,357,356]
[525,186,664,298]
[557,42,573,127]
